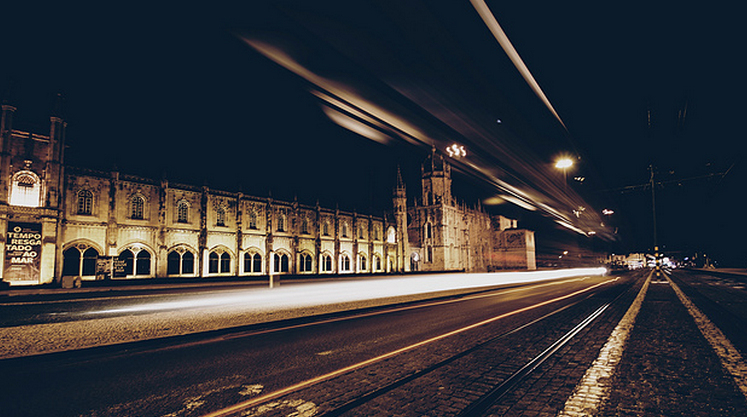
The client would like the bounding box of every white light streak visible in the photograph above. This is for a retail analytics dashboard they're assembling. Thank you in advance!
[88,269,606,315]
[470,0,568,131]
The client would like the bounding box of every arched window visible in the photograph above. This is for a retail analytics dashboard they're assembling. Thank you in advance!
[373,226,379,241]
[322,221,330,236]
[131,196,145,219]
[118,250,134,275]
[301,218,309,234]
[177,200,189,223]
[375,254,382,271]
[323,254,332,272]
[82,248,98,276]
[220,252,231,273]
[277,214,285,232]
[209,250,231,274]
[274,253,289,273]
[342,222,348,238]
[182,251,194,274]
[387,227,396,243]
[167,250,195,275]
[248,210,258,229]
[77,190,93,215]
[167,251,180,275]
[299,253,312,272]
[216,207,226,227]
[341,254,351,271]
[9,171,41,207]
[62,247,81,276]
[62,246,100,277]
[244,252,263,273]
[209,252,219,274]
[358,225,364,239]
[359,254,367,271]
[136,250,151,275]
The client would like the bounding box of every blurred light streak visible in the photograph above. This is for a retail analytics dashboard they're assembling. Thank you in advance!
[240,37,429,147]
[87,268,606,315]
[321,105,391,144]
[470,0,568,131]
[239,32,607,240]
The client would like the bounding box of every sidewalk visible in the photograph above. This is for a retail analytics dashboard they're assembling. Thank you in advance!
[599,274,747,416]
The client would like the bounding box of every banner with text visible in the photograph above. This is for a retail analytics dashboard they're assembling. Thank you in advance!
[4,222,42,283]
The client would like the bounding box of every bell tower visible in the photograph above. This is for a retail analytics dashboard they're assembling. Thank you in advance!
[421,147,452,206]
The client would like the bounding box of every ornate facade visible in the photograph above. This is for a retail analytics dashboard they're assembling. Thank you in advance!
[0,102,534,286]
[397,148,536,273]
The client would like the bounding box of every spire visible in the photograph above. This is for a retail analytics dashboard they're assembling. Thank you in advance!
[396,165,405,190]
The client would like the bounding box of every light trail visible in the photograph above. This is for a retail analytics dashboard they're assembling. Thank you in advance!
[86,268,606,315]
[203,275,617,417]
[470,0,568,132]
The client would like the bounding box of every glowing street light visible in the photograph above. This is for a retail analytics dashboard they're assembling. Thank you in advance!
[446,144,467,158]
[555,157,574,190]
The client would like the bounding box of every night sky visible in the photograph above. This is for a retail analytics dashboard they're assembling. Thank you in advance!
[2,1,745,266]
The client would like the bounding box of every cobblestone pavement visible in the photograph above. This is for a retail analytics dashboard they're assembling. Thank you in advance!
[597,277,747,416]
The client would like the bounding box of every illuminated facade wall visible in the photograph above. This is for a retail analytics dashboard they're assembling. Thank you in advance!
[402,148,536,272]
[0,103,398,285]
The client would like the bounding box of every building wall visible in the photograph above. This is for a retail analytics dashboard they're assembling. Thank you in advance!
[0,103,534,286]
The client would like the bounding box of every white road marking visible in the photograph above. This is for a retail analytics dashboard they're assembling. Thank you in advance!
[667,274,747,400]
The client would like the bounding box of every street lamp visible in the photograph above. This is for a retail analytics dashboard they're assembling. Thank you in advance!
[555,157,573,190]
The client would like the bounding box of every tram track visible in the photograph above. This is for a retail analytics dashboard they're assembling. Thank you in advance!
[204,273,643,417]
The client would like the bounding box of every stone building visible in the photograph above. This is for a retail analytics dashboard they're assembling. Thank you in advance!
[0,100,534,286]
[397,148,536,273]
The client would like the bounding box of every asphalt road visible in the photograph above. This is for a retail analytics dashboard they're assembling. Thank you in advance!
[0,272,623,417]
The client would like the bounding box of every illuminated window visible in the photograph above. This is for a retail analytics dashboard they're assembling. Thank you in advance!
[131,196,144,220]
[216,207,226,227]
[9,171,41,207]
[301,218,309,234]
[248,210,258,229]
[299,253,312,272]
[322,254,332,272]
[176,200,189,223]
[77,190,93,215]
[387,227,396,243]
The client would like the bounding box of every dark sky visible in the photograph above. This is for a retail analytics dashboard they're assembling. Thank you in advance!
[2,1,745,266]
